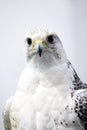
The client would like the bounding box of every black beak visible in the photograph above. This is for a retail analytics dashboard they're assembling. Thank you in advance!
[38,45,42,57]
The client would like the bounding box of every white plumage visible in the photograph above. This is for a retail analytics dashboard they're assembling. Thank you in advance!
[3,30,87,130]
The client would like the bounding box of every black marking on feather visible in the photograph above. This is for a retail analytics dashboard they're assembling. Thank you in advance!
[74,91,87,130]
[60,122,63,125]
[72,121,75,123]
[65,123,68,126]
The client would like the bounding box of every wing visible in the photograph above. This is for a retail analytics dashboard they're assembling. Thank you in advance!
[73,89,87,130]
[67,60,87,91]
[3,97,13,130]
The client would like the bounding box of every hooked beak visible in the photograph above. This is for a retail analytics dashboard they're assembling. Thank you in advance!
[34,39,48,57]
[38,45,42,57]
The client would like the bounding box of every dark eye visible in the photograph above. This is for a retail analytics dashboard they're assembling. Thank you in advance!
[26,38,32,45]
[47,34,54,43]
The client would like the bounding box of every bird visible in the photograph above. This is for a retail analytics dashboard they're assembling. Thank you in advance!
[3,29,87,130]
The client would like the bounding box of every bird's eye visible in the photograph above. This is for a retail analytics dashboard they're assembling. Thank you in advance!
[26,38,32,45]
[47,34,54,43]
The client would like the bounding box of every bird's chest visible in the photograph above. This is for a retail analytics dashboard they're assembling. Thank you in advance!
[15,64,79,130]
[31,89,79,130]
[11,88,79,130]
[33,84,69,110]
[18,66,71,110]
[17,64,71,95]
[33,87,80,130]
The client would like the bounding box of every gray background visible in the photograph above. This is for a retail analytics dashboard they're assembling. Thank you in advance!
[0,0,87,129]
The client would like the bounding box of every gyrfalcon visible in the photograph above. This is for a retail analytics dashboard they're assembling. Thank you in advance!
[3,30,87,130]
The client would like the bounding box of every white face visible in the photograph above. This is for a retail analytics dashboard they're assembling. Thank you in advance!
[25,30,67,62]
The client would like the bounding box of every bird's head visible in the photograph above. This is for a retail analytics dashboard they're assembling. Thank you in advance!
[25,30,67,64]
